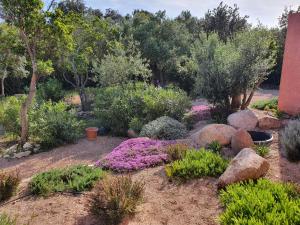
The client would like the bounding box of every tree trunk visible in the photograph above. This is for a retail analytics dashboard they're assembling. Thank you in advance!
[79,88,89,111]
[1,77,5,96]
[20,64,37,145]
[231,94,242,111]
[241,90,255,110]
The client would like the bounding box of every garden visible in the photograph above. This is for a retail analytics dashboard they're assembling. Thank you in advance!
[0,1,300,225]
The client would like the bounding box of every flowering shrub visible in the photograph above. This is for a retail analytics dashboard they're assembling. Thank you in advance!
[183,105,211,129]
[96,138,175,171]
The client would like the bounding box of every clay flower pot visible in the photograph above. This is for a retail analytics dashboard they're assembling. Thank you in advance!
[85,127,99,141]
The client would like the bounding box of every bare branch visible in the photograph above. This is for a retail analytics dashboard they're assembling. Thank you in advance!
[62,72,76,88]
[46,0,56,13]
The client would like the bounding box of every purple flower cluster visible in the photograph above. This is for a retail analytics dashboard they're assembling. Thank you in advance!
[95,137,175,171]
[190,105,211,120]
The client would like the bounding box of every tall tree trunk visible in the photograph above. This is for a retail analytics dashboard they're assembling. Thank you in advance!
[231,94,242,111]
[1,77,5,96]
[79,88,89,111]
[20,63,37,145]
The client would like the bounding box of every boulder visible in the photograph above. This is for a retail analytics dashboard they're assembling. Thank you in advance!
[191,124,237,147]
[227,110,258,130]
[218,148,270,188]
[23,142,33,151]
[14,151,31,159]
[231,129,254,155]
[258,116,282,129]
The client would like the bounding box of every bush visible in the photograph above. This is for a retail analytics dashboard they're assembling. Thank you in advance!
[0,214,16,225]
[29,165,105,196]
[36,78,65,102]
[281,120,300,161]
[165,149,228,181]
[219,179,300,225]
[0,96,25,137]
[29,101,84,148]
[0,170,20,202]
[166,143,189,161]
[89,176,144,225]
[93,83,191,135]
[207,141,222,153]
[140,116,188,140]
[251,98,278,111]
[254,145,270,157]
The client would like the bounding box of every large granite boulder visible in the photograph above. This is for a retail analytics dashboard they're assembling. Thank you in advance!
[231,129,254,155]
[227,110,258,130]
[218,148,270,188]
[191,124,237,147]
[258,116,282,130]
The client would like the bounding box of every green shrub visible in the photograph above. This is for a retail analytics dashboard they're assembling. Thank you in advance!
[140,116,188,140]
[89,176,144,225]
[254,145,270,157]
[166,143,189,161]
[29,101,84,148]
[0,96,25,137]
[36,78,65,102]
[93,83,191,135]
[281,120,300,161]
[165,149,228,181]
[207,141,222,153]
[0,214,16,225]
[128,117,144,133]
[219,179,300,225]
[29,165,104,196]
[0,170,20,202]
[251,98,278,111]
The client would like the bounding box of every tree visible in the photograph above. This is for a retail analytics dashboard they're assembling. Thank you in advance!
[0,0,57,144]
[203,2,248,42]
[0,23,28,96]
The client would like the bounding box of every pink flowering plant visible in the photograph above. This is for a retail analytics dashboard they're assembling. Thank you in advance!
[95,138,175,171]
[183,104,211,129]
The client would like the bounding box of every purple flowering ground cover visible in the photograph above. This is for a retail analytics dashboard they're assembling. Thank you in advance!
[95,137,175,171]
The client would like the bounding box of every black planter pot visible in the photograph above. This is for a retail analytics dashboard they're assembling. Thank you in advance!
[248,131,273,145]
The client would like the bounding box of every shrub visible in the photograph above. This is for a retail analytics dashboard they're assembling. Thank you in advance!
[140,116,188,140]
[207,141,222,153]
[253,145,270,157]
[128,117,144,133]
[219,179,300,225]
[29,165,105,196]
[251,98,278,111]
[0,214,16,225]
[29,101,84,148]
[0,96,25,137]
[89,176,144,225]
[281,120,300,161]
[93,83,191,135]
[96,137,174,171]
[165,149,228,181]
[166,143,189,161]
[0,170,20,202]
[36,78,65,102]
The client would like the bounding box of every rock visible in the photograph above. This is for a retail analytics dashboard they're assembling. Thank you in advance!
[191,124,237,147]
[23,142,33,151]
[231,129,254,155]
[218,148,270,188]
[14,151,31,159]
[258,116,282,129]
[227,110,258,130]
[5,144,18,154]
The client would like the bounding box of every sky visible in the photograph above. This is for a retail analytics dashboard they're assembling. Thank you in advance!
[45,0,300,27]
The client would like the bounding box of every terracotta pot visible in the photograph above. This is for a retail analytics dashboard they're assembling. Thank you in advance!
[85,127,98,141]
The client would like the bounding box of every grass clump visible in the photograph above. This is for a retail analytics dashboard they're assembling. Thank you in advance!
[219,179,300,225]
[0,170,20,202]
[253,145,270,157]
[165,149,228,181]
[29,165,105,196]
[207,141,222,153]
[0,214,16,225]
[89,176,144,225]
[166,143,189,161]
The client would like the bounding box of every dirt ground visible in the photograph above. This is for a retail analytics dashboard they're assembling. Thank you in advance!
[2,89,299,225]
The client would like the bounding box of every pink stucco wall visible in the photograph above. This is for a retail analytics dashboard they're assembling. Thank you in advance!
[278,13,300,115]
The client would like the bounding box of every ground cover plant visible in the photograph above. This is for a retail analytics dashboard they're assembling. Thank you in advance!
[165,149,228,181]
[96,137,175,171]
[89,175,144,225]
[219,179,300,225]
[281,120,300,161]
[0,170,20,202]
[139,116,188,140]
[251,97,282,117]
[254,145,270,157]
[29,165,105,196]
[0,214,16,225]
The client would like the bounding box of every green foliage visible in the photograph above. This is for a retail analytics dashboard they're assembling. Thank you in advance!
[36,78,65,102]
[219,179,300,225]
[251,98,278,110]
[29,101,84,148]
[140,116,187,140]
[29,165,105,196]
[128,117,144,133]
[0,96,25,137]
[166,143,189,161]
[89,175,144,225]
[0,170,20,202]
[254,145,270,157]
[93,83,191,135]
[281,120,300,161]
[165,149,228,181]
[0,214,17,225]
[207,141,222,153]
